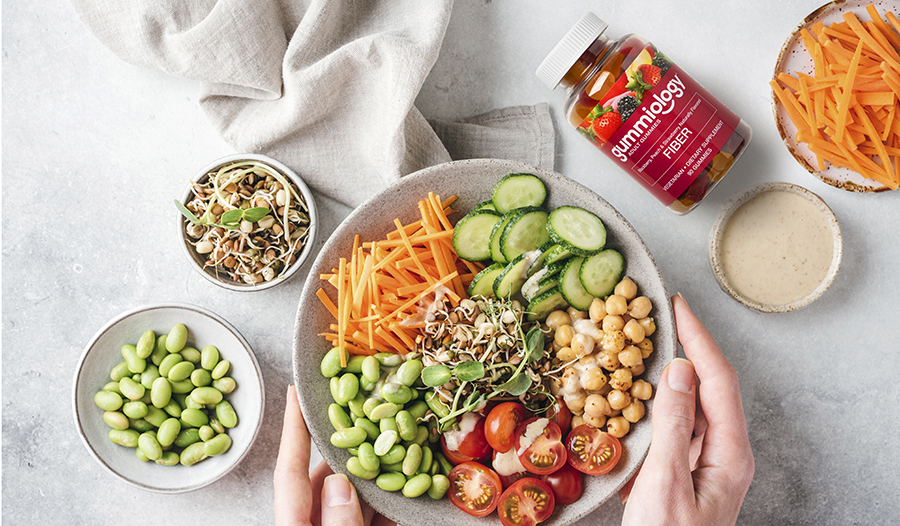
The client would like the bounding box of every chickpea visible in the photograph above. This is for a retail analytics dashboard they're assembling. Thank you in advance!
[609,368,633,391]
[628,362,646,376]
[551,341,564,352]
[573,318,602,339]
[546,310,572,331]
[578,353,598,369]
[571,414,586,429]
[584,394,612,417]
[556,346,576,362]
[588,298,607,323]
[614,277,638,300]
[637,316,656,337]
[565,392,587,413]
[554,325,574,347]
[623,319,646,344]
[596,382,613,396]
[600,330,626,353]
[567,307,588,321]
[562,368,580,391]
[583,413,607,429]
[618,345,643,368]
[605,295,628,316]
[598,350,621,371]
[602,315,624,333]
[608,389,631,411]
[631,379,653,401]
[622,400,645,423]
[607,416,630,438]
[637,338,654,359]
[571,333,595,357]
[627,296,653,319]
[581,368,608,391]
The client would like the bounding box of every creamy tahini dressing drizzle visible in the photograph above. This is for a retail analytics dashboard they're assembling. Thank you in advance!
[720,191,833,306]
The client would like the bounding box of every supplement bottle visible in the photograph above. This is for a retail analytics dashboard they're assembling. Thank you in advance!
[536,13,752,214]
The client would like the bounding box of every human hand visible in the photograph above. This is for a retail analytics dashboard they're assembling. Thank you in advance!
[621,294,754,526]
[274,385,395,526]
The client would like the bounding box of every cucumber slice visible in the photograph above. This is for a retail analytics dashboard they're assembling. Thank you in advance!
[522,267,560,302]
[491,174,547,214]
[467,262,505,298]
[547,206,607,256]
[559,257,595,311]
[542,244,574,266]
[492,252,535,299]
[489,210,519,264]
[525,241,556,277]
[499,207,550,262]
[580,249,624,298]
[525,288,570,322]
[452,209,502,262]
[474,200,496,212]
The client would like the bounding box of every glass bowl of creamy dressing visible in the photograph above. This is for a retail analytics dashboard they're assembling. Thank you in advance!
[708,183,842,313]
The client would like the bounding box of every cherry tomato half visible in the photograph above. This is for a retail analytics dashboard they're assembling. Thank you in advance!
[565,425,622,475]
[492,448,530,488]
[447,461,503,517]
[442,413,492,461]
[485,402,528,454]
[540,463,583,506]
[546,398,571,435]
[498,478,556,526]
[515,418,567,475]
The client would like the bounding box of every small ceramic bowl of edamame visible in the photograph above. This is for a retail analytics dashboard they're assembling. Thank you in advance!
[73,303,265,493]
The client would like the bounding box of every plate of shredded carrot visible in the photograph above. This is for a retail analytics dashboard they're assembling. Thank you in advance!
[771,0,900,191]
[291,158,675,526]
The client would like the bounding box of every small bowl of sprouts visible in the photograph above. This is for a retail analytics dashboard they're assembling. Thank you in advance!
[176,154,317,291]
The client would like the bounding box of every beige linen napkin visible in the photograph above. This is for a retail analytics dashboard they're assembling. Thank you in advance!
[70,0,555,207]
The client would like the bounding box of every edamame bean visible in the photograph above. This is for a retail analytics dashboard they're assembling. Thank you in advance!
[180,408,209,428]
[373,430,398,456]
[410,425,429,447]
[359,375,377,392]
[329,404,353,431]
[354,418,380,441]
[150,377,173,408]
[402,443,423,476]
[158,354,183,377]
[369,402,400,422]
[144,406,168,427]
[103,411,130,430]
[211,377,235,393]
[138,432,163,461]
[329,377,344,406]
[203,434,232,456]
[320,347,345,378]
[380,461,403,473]
[336,373,359,404]
[358,442,380,472]
[396,359,423,387]
[121,344,146,374]
[118,377,146,401]
[199,425,215,442]
[180,347,201,364]
[157,418,181,448]
[407,400,428,420]
[109,429,140,448]
[167,361,195,382]
[433,452,453,477]
[166,324,188,353]
[136,330,156,359]
[424,391,450,419]
[427,474,450,500]
[379,444,406,464]
[395,411,417,441]
[179,441,207,466]
[150,335,168,366]
[347,393,366,418]
[346,457,379,480]
[94,390,123,411]
[379,417,398,435]
[110,362,131,382]
[416,445,433,475]
[200,345,220,370]
[102,381,122,395]
[191,386,223,405]
[374,353,402,367]
[136,447,149,462]
[344,355,367,374]
[380,383,412,405]
[129,418,154,432]
[191,369,212,387]
[402,473,432,498]
[163,399,182,418]
[140,365,160,389]
[209,417,226,434]
[170,379,195,394]
[173,428,201,448]
[122,401,149,419]
[330,427,367,449]
[185,396,204,410]
[362,356,380,383]
[376,472,407,492]
[155,451,180,466]
[211,359,231,380]
[216,400,238,428]
[362,398,380,419]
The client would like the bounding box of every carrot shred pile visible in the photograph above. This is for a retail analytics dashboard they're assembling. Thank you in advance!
[771,5,900,190]
[316,193,484,364]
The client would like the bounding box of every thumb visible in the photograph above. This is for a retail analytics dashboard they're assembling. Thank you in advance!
[321,474,365,526]
[646,358,697,477]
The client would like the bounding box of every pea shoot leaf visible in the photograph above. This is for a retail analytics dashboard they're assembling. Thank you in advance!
[454,361,484,382]
[242,206,270,223]
[421,365,452,387]
[498,373,532,397]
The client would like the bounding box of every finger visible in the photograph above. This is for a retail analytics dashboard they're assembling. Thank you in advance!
[309,462,334,526]
[321,474,365,526]
[645,358,697,484]
[274,385,314,526]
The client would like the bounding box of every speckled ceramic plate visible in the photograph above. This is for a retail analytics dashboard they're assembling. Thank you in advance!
[293,159,676,526]
[73,303,265,493]
[772,0,898,192]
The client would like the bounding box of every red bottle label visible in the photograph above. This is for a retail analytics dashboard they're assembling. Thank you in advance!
[578,45,740,205]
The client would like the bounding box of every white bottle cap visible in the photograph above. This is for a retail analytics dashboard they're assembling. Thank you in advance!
[535,12,609,90]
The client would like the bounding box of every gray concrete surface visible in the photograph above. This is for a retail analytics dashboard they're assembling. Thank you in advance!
[3,1,899,524]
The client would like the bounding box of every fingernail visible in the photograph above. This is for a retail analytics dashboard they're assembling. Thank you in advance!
[667,358,694,393]
[676,292,688,308]
[324,474,353,507]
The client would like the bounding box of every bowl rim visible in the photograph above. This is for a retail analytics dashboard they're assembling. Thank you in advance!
[708,182,843,313]
[177,153,319,292]
[72,302,266,493]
